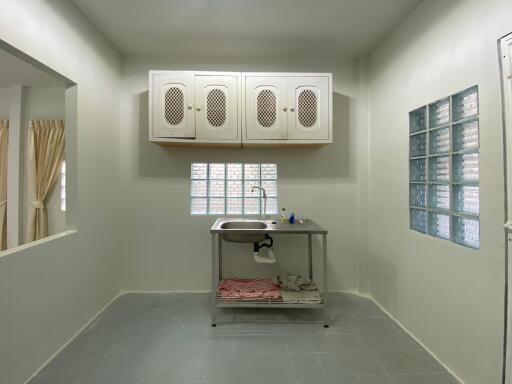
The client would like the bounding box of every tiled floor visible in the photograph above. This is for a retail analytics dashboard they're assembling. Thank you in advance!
[29,293,459,384]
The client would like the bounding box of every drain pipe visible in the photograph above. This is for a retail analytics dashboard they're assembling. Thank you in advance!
[253,235,276,264]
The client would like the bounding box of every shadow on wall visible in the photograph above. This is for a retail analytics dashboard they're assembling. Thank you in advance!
[364,249,397,312]
[135,92,353,180]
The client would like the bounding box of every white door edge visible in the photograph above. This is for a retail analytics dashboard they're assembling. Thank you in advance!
[500,32,512,384]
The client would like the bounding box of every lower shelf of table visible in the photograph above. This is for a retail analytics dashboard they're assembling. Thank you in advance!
[215,293,325,308]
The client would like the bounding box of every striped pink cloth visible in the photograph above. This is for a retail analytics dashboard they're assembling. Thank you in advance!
[218,277,281,300]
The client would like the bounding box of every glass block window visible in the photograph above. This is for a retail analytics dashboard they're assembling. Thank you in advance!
[409,85,480,249]
[191,163,278,215]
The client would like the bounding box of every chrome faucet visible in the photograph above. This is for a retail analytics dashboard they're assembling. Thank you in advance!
[251,185,267,219]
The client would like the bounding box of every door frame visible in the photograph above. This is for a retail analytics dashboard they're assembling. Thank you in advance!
[499,31,512,384]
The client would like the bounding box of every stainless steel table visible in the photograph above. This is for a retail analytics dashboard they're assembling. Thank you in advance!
[210,218,329,327]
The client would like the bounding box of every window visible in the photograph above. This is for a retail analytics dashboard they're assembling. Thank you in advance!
[191,163,278,215]
[409,86,480,249]
[60,160,66,212]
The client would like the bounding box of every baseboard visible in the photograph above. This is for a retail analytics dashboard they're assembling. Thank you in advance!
[356,292,465,384]
[24,291,123,384]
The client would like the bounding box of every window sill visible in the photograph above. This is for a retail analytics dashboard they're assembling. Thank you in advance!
[0,229,77,260]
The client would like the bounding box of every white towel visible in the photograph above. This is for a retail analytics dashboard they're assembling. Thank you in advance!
[281,289,322,304]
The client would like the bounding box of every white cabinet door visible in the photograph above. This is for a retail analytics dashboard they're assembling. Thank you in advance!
[195,75,238,140]
[287,76,329,140]
[151,72,195,138]
[245,76,287,140]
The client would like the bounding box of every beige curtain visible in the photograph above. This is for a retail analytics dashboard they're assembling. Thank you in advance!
[26,120,65,242]
[0,120,8,250]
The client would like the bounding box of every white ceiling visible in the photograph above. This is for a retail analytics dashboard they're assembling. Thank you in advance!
[0,48,66,88]
[70,0,422,59]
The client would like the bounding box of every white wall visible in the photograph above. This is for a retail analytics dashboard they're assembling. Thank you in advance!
[364,0,510,382]
[22,86,66,241]
[120,56,365,292]
[0,1,122,384]
[0,87,9,119]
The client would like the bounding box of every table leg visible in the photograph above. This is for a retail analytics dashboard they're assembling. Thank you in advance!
[211,233,217,326]
[323,234,329,327]
[307,234,313,280]
[219,233,223,280]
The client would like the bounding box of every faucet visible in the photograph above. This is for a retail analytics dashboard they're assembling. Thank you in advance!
[251,185,267,220]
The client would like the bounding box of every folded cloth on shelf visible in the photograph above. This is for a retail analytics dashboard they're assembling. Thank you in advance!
[218,277,281,300]
[275,275,317,292]
[280,289,322,304]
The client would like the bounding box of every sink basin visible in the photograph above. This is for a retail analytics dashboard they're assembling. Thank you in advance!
[219,220,268,243]
[221,221,267,230]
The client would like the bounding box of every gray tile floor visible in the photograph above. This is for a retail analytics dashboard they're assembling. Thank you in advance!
[29,293,459,384]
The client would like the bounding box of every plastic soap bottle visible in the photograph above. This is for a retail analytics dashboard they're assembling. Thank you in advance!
[280,208,287,223]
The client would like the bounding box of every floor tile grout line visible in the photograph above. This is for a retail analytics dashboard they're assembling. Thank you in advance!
[315,351,327,378]
[372,350,398,384]
[28,293,459,384]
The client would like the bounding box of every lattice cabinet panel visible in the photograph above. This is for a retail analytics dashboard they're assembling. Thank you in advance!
[245,76,288,140]
[195,75,239,141]
[287,76,329,140]
[151,72,195,138]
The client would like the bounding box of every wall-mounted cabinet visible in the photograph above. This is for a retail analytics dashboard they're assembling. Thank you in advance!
[149,71,332,147]
[243,74,331,145]
[150,71,241,145]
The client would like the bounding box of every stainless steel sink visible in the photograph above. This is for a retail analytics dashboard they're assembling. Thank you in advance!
[219,220,268,243]
[220,221,267,230]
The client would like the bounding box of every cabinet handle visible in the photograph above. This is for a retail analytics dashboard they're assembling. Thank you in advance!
[188,104,193,110]
[290,107,295,112]
[282,107,287,112]
[196,107,202,111]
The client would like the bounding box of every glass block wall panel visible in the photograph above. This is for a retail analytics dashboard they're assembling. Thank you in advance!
[244,164,260,180]
[190,163,278,215]
[429,212,450,240]
[409,183,426,207]
[244,198,260,214]
[452,86,478,122]
[453,185,479,215]
[261,180,277,197]
[429,127,450,154]
[227,180,242,197]
[410,133,427,157]
[429,97,450,128]
[208,198,225,215]
[209,163,225,179]
[244,180,261,197]
[261,163,278,179]
[410,159,427,182]
[265,198,278,215]
[429,156,450,182]
[226,198,243,214]
[191,180,207,197]
[453,216,479,248]
[191,198,207,215]
[227,163,243,179]
[428,184,450,210]
[453,153,479,182]
[409,107,427,134]
[191,163,208,179]
[453,119,479,152]
[208,180,225,197]
[408,85,479,248]
[410,209,427,233]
